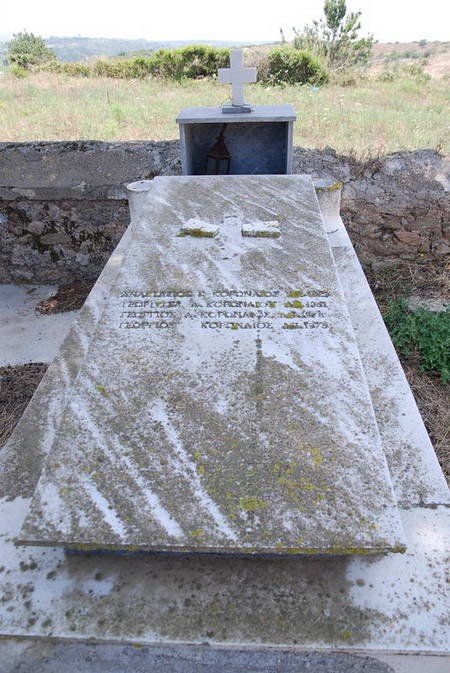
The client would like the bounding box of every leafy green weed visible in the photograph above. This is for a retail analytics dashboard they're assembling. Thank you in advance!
[384,300,450,384]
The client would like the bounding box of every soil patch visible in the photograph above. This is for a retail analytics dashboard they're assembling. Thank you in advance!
[36,281,94,314]
[0,363,48,447]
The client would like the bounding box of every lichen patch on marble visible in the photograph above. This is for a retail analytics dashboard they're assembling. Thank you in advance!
[242,220,281,238]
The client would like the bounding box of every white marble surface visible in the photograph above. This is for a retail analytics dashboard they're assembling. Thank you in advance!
[217,49,256,107]
[20,175,403,554]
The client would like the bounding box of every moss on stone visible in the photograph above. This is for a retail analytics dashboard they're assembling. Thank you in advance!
[315,180,342,193]
[177,228,218,238]
[254,231,280,239]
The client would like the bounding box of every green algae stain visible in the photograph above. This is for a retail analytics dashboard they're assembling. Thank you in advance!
[315,180,342,193]
[239,496,267,512]
[271,457,328,505]
[191,528,204,540]
[254,231,280,239]
[193,450,206,476]
[310,447,323,467]
[95,384,108,397]
[207,599,221,616]
[287,290,304,298]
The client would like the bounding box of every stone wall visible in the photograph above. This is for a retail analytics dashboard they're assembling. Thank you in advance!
[0,141,448,283]
[0,141,180,283]
[293,147,450,267]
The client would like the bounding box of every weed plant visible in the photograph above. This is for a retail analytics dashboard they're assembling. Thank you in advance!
[384,300,450,383]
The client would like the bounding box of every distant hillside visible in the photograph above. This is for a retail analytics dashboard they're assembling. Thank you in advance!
[0,36,250,63]
[370,40,450,79]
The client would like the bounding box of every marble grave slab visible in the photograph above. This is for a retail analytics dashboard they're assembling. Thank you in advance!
[20,175,405,555]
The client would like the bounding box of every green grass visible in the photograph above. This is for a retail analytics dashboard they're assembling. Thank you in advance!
[384,300,450,383]
[0,71,448,153]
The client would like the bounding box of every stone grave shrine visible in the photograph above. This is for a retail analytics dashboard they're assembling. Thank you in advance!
[177,49,295,175]
[19,175,404,555]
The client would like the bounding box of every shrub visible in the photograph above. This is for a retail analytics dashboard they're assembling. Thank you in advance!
[37,45,231,82]
[7,32,55,69]
[377,70,395,82]
[402,63,431,82]
[147,45,229,81]
[44,60,91,77]
[9,63,27,78]
[264,47,328,86]
[328,67,367,86]
[384,300,450,383]
[93,59,126,78]
[176,45,229,79]
[292,0,374,71]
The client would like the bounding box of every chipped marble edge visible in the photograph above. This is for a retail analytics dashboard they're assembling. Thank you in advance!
[316,191,449,507]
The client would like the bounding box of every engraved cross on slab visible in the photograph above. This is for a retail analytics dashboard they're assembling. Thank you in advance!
[218,48,257,113]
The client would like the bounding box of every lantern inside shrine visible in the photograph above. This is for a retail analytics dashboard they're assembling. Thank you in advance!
[205,125,231,175]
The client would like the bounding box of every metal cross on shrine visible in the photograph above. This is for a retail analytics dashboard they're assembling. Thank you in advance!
[218,48,257,113]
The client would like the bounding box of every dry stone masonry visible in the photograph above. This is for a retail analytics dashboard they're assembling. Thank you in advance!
[0,142,448,285]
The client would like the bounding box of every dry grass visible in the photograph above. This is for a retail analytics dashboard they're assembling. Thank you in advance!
[0,363,47,447]
[403,361,450,481]
[0,71,448,154]
[364,258,450,313]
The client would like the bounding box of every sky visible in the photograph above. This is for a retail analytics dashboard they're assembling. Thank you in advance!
[1,0,449,44]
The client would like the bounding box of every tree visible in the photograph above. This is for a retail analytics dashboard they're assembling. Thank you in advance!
[293,0,374,70]
[6,32,55,69]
